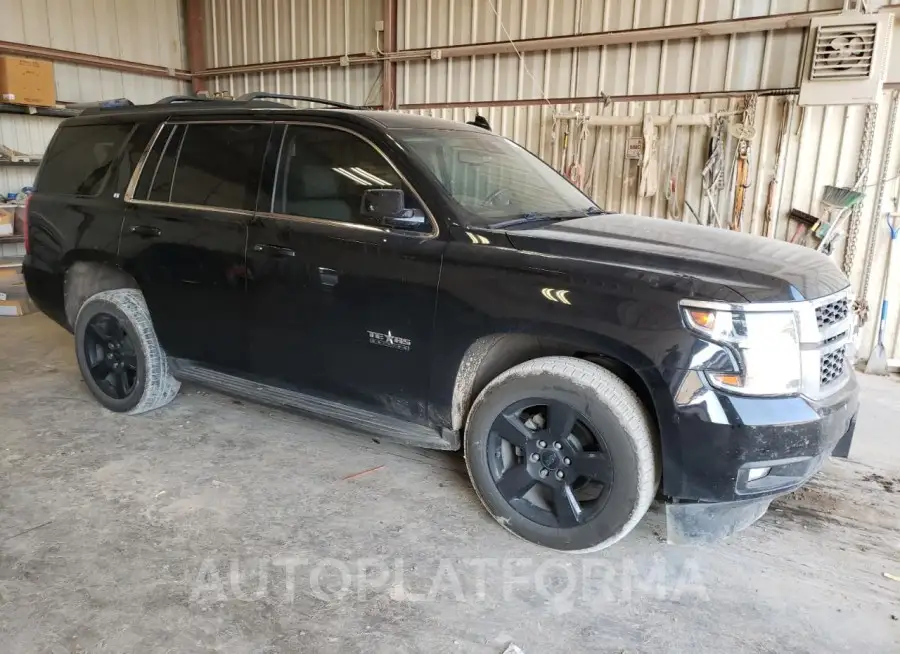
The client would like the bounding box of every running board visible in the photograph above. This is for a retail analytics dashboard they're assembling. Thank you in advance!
[169,359,459,451]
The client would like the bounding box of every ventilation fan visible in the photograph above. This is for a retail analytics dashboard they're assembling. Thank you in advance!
[812,25,876,79]
[799,13,893,106]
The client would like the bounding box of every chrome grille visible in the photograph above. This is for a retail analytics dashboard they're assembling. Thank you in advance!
[820,346,846,387]
[816,297,850,329]
[798,289,854,399]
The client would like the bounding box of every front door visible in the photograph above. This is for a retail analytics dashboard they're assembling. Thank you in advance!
[246,123,444,422]
[119,121,271,371]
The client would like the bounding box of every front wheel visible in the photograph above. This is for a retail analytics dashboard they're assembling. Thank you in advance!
[74,288,180,415]
[464,357,658,552]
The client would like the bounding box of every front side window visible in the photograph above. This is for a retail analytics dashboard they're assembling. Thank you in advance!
[135,122,270,211]
[37,123,133,196]
[394,128,600,228]
[271,125,425,228]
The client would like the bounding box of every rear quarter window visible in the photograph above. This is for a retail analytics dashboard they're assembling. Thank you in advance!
[36,123,134,196]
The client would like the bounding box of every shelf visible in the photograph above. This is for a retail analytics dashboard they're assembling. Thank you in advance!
[0,160,39,167]
[0,103,78,118]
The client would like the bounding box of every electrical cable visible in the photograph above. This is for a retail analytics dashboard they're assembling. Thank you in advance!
[486,0,552,109]
[863,171,900,189]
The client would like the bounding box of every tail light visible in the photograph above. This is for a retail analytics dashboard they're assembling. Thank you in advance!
[22,193,31,254]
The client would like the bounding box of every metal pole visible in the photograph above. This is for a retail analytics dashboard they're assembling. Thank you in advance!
[382,0,398,109]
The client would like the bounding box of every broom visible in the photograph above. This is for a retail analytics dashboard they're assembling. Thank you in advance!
[815,185,866,254]
[865,213,899,375]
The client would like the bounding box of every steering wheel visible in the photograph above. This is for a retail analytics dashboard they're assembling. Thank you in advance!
[482,188,511,207]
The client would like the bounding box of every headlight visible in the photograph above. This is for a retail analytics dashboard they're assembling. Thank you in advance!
[681,304,801,396]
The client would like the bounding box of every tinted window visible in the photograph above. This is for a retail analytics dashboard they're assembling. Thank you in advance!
[148,125,184,203]
[396,129,598,228]
[115,122,156,194]
[37,124,133,196]
[134,124,174,200]
[272,125,423,225]
[169,123,270,210]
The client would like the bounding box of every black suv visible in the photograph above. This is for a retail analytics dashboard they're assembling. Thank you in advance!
[23,93,859,551]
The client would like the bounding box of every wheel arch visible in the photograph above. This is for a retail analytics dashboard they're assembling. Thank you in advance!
[449,330,669,441]
[63,254,138,329]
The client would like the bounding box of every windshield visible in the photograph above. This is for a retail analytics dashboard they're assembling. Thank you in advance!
[394,128,600,228]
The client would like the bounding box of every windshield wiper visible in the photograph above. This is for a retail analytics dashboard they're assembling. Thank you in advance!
[488,213,559,229]
[489,207,608,230]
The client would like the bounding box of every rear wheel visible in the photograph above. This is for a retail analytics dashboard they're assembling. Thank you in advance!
[74,289,180,414]
[464,356,658,552]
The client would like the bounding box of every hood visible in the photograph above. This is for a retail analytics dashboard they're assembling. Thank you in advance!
[505,213,849,302]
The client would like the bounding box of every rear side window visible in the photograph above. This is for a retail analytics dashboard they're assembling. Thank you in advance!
[148,125,185,203]
[37,124,133,196]
[134,122,270,211]
[115,122,157,194]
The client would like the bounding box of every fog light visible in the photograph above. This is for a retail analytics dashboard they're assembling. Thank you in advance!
[747,467,772,482]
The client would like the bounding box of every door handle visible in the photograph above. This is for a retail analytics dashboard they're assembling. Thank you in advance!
[318,267,339,287]
[130,225,161,238]
[253,243,296,257]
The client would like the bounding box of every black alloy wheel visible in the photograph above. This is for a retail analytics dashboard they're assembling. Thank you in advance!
[82,312,139,400]
[486,398,614,529]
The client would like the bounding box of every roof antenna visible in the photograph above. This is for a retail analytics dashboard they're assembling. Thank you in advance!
[467,113,492,131]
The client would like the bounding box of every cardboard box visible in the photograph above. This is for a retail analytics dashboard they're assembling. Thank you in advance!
[0,298,33,317]
[0,208,13,236]
[0,56,55,107]
[0,270,31,316]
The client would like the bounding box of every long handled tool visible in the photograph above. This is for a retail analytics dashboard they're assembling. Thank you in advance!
[788,209,819,244]
[865,213,899,375]
[815,184,866,255]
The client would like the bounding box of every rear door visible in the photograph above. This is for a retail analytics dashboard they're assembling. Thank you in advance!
[119,121,271,371]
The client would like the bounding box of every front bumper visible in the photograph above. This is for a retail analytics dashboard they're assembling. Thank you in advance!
[662,369,859,542]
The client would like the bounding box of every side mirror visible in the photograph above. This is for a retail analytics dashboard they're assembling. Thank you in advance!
[361,188,427,230]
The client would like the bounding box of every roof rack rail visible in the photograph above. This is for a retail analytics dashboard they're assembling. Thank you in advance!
[155,95,214,104]
[235,92,359,109]
[68,98,135,110]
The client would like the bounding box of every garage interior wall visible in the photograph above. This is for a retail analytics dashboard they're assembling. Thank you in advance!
[202,0,900,362]
[0,0,894,363]
[0,0,188,194]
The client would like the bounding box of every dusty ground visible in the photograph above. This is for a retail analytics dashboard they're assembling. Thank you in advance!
[1,313,899,653]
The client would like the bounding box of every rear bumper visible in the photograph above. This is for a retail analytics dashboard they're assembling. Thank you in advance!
[661,369,858,541]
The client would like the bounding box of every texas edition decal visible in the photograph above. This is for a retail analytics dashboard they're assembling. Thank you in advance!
[367,330,411,351]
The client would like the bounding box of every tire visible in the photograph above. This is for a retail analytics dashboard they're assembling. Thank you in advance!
[464,356,658,552]
[74,289,180,415]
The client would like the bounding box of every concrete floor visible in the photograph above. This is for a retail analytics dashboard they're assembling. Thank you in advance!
[1,313,899,654]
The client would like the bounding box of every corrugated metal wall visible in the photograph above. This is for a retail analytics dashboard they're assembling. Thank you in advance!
[0,0,188,194]
[405,94,900,361]
[0,116,60,198]
[395,0,842,105]
[202,0,900,361]
[204,0,846,105]
[0,0,187,103]
[204,0,383,106]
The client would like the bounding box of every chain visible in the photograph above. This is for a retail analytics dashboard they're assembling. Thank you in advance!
[843,102,878,278]
[730,94,758,231]
[854,92,899,324]
[745,93,758,128]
